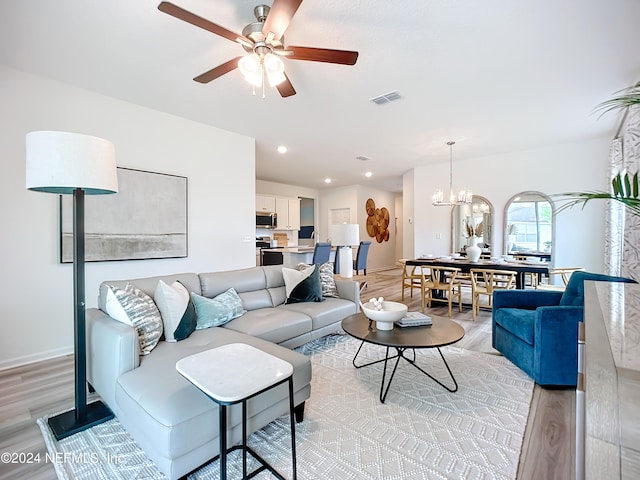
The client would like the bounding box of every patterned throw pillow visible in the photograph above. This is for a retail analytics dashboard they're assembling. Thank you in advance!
[105,283,163,355]
[318,262,339,298]
[154,280,197,342]
[191,287,246,330]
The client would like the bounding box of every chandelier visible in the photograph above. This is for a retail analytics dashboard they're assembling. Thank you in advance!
[432,141,472,207]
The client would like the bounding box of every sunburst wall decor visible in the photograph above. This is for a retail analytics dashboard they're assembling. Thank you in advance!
[365,198,390,243]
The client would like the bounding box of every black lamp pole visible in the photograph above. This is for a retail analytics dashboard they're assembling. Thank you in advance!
[47,188,114,440]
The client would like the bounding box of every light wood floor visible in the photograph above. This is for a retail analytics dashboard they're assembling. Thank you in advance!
[0,269,575,480]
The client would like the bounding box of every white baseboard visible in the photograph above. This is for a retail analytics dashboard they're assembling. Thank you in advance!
[0,346,73,371]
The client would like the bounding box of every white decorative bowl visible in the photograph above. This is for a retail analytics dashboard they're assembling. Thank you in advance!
[361,301,408,330]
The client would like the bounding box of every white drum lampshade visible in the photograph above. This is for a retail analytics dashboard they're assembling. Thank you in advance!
[330,223,360,278]
[26,131,118,194]
[26,130,118,440]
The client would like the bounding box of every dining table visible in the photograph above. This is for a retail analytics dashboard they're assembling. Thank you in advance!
[510,251,552,261]
[406,256,550,290]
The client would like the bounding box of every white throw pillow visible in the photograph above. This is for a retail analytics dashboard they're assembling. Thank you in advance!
[282,264,315,298]
[154,280,197,342]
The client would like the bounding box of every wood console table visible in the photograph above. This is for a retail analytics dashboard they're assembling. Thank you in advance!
[579,281,640,479]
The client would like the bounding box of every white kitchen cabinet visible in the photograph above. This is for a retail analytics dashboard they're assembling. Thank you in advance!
[255,194,276,212]
[275,197,300,230]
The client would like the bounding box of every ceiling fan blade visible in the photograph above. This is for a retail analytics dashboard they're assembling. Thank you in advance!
[193,57,242,83]
[261,0,303,41]
[276,74,297,97]
[158,2,242,43]
[287,46,359,65]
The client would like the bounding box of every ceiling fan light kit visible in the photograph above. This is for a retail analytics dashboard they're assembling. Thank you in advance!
[432,141,473,207]
[157,0,359,98]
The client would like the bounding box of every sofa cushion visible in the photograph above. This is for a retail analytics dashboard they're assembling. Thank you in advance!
[154,280,197,342]
[223,308,312,344]
[106,283,163,355]
[191,288,245,330]
[99,273,202,312]
[280,297,356,331]
[115,327,312,460]
[493,307,536,346]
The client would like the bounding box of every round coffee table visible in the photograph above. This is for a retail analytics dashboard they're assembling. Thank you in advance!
[341,313,465,403]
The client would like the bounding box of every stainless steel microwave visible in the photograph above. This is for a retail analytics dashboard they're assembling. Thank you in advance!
[256,211,277,229]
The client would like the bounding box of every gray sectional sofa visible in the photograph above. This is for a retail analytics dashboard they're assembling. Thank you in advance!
[86,264,359,480]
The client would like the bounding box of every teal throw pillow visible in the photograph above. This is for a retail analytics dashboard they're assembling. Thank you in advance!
[191,287,245,330]
[286,266,324,304]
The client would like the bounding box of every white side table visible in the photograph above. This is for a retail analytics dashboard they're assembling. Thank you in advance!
[176,343,296,480]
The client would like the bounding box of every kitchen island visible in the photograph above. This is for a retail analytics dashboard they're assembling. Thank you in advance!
[260,246,337,266]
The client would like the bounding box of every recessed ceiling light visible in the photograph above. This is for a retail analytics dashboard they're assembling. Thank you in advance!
[277,145,288,154]
[324,178,332,184]
[365,171,372,178]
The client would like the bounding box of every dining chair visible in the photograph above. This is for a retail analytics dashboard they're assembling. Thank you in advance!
[353,241,371,275]
[514,255,540,288]
[470,269,517,320]
[311,242,331,265]
[536,267,585,291]
[423,266,462,317]
[400,259,427,307]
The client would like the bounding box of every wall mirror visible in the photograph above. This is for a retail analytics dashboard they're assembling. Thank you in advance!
[503,191,554,259]
[451,195,493,255]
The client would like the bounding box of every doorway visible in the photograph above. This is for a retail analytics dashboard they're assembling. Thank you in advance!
[299,197,315,245]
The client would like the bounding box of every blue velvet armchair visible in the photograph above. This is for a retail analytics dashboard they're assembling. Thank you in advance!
[492,271,636,387]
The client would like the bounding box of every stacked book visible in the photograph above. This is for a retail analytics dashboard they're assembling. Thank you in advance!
[397,311,432,327]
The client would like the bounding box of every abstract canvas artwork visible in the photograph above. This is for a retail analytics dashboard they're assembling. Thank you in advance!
[60,167,188,262]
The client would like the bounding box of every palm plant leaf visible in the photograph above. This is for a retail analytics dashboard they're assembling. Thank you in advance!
[594,82,640,118]
[555,172,640,217]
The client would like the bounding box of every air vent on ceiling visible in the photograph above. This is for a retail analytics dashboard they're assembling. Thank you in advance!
[369,90,402,105]
[356,155,371,161]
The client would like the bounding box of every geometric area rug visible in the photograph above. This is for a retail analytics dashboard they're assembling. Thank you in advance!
[38,334,534,480]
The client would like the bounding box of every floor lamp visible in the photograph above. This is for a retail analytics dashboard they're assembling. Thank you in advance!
[330,223,360,278]
[26,131,118,440]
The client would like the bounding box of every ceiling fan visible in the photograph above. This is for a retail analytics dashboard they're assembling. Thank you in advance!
[158,0,359,98]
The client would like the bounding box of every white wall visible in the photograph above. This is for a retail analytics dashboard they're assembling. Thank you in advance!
[256,179,319,200]
[0,66,256,369]
[406,137,611,272]
[394,193,403,264]
[403,169,415,260]
[319,185,397,272]
[355,185,397,272]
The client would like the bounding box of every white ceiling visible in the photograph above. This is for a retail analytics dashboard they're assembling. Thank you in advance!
[2,0,639,192]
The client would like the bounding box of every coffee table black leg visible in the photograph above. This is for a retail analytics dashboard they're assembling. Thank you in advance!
[352,340,399,369]
[403,347,458,393]
[380,346,403,403]
[377,347,458,403]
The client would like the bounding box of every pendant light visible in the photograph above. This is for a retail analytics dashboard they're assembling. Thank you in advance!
[432,141,472,206]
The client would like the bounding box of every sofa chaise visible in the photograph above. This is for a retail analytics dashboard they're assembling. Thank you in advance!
[86,264,359,479]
